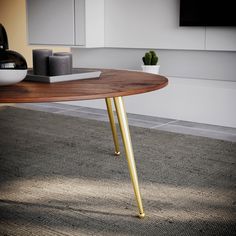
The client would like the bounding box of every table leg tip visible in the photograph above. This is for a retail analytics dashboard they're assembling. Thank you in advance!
[138,212,145,219]
[114,151,120,156]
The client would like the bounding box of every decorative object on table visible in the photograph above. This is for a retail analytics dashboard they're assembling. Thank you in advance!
[32,49,52,76]
[141,50,160,74]
[25,68,101,83]
[48,55,71,76]
[53,52,73,74]
[28,49,100,83]
[0,23,27,86]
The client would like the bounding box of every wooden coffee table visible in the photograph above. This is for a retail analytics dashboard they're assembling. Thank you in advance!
[0,68,168,218]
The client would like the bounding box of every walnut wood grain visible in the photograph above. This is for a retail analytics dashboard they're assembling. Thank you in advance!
[0,69,168,103]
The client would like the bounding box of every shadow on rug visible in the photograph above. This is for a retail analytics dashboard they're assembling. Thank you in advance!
[0,107,235,236]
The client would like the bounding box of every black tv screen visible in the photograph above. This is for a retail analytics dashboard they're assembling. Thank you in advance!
[180,0,236,26]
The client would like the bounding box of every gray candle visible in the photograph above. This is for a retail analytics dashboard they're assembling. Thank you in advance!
[53,52,73,74]
[49,55,71,76]
[33,49,52,75]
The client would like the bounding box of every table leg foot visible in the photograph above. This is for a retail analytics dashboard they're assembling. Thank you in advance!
[113,96,145,218]
[105,98,120,156]
[138,212,146,219]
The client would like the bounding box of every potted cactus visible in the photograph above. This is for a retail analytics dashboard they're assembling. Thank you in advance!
[141,50,160,74]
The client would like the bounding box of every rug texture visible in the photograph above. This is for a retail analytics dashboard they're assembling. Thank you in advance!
[0,106,235,236]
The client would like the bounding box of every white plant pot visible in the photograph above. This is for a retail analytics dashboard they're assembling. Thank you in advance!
[141,65,160,75]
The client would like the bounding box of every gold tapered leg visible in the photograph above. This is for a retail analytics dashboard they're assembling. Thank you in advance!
[105,98,120,156]
[113,96,145,218]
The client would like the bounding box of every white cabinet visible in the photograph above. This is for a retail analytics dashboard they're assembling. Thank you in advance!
[26,0,104,47]
[205,27,236,51]
[75,0,104,47]
[105,0,205,50]
[27,0,74,45]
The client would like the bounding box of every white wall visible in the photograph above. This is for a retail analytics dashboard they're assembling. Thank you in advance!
[72,48,236,82]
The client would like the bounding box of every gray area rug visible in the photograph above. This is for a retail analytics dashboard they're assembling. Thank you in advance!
[0,106,235,236]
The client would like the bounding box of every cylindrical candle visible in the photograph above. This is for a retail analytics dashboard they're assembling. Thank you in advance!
[32,49,52,75]
[53,52,72,73]
[48,55,71,76]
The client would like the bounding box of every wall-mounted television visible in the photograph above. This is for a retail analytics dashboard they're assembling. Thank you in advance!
[179,0,236,27]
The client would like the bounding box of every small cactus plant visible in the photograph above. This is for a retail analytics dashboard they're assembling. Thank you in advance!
[142,50,158,65]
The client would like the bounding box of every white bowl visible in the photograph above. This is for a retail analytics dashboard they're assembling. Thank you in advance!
[0,69,27,86]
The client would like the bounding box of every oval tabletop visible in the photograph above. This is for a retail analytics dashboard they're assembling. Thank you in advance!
[0,69,168,103]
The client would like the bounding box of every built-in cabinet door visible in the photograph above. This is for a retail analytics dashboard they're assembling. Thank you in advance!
[75,0,85,46]
[27,0,75,45]
[75,0,104,47]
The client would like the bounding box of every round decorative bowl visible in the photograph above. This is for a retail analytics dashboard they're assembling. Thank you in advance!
[0,50,27,86]
[0,69,27,86]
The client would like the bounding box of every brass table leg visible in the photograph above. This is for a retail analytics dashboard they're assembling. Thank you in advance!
[113,96,145,218]
[105,98,120,156]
